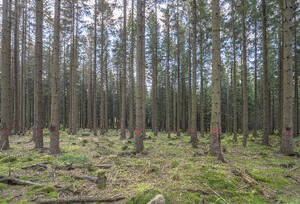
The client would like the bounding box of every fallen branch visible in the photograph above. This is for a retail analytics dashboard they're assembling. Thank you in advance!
[202,183,227,203]
[0,176,63,189]
[289,166,300,172]
[37,196,125,204]
[0,176,45,187]
[231,168,273,199]
[22,162,49,171]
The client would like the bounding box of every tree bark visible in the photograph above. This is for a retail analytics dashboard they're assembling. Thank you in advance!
[13,0,20,135]
[93,0,98,136]
[100,8,105,135]
[242,0,248,147]
[135,0,145,153]
[129,0,135,139]
[253,19,258,138]
[191,0,198,147]
[166,3,171,138]
[280,0,294,154]
[210,0,224,161]
[151,0,158,137]
[20,0,27,135]
[120,0,127,139]
[34,0,44,148]
[262,0,270,145]
[0,0,12,150]
[50,0,61,155]
[231,0,238,143]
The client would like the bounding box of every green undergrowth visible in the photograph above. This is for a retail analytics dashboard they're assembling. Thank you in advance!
[0,130,299,203]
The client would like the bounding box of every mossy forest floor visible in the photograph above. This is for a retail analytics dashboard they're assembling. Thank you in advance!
[0,130,300,204]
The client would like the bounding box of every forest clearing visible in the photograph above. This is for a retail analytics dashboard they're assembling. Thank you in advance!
[0,0,299,203]
[0,131,299,203]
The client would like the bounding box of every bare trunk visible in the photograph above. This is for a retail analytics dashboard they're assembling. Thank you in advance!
[210,0,224,161]
[34,0,44,148]
[129,0,135,139]
[262,0,270,145]
[14,0,20,135]
[166,4,171,138]
[0,0,12,150]
[50,0,61,155]
[232,0,238,143]
[280,0,294,154]
[135,0,145,153]
[253,19,258,138]
[242,0,248,147]
[120,0,127,139]
[93,0,98,136]
[191,0,198,147]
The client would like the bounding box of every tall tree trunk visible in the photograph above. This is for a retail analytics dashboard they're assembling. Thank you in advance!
[253,19,258,138]
[100,9,105,135]
[88,34,93,130]
[187,29,192,136]
[50,0,61,155]
[191,0,198,147]
[294,13,299,138]
[262,0,270,145]
[14,0,20,135]
[34,0,44,148]
[199,24,205,138]
[278,7,283,137]
[176,2,181,137]
[166,3,171,138]
[129,0,135,139]
[135,0,145,153]
[210,0,224,162]
[20,0,27,135]
[120,0,127,139]
[93,0,98,136]
[242,0,248,147]
[63,42,67,130]
[232,0,238,143]
[151,0,158,137]
[280,0,294,154]
[0,0,12,150]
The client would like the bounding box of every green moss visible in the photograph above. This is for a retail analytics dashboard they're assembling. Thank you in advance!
[46,191,59,199]
[171,160,179,168]
[0,155,17,163]
[38,186,55,193]
[15,200,29,204]
[58,154,89,164]
[0,184,8,191]
[182,192,201,204]
[127,187,162,204]
[62,145,81,152]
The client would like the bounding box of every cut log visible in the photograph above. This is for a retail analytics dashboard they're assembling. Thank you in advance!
[37,196,125,204]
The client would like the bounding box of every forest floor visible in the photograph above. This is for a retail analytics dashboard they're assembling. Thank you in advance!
[0,130,300,204]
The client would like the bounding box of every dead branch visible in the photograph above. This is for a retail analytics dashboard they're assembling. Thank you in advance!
[22,162,49,171]
[0,176,45,187]
[202,183,227,203]
[37,196,125,204]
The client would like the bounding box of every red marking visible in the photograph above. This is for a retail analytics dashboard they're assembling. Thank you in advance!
[210,127,222,135]
[1,130,9,134]
[192,129,197,133]
[136,129,143,135]
[35,129,42,134]
[283,131,293,136]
